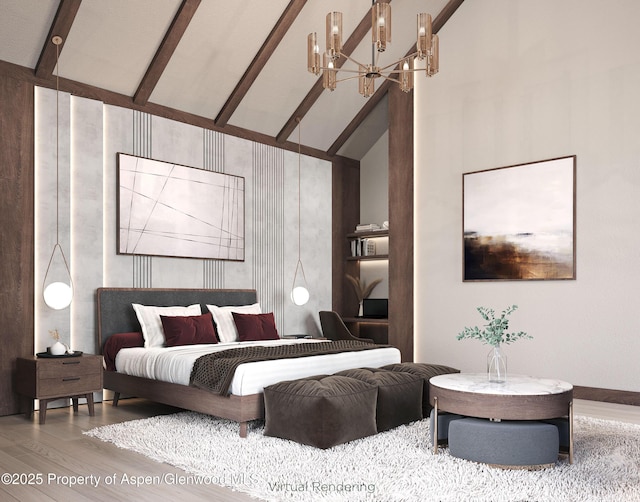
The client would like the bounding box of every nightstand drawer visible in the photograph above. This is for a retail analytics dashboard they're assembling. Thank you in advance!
[37,373,103,398]
[38,357,101,378]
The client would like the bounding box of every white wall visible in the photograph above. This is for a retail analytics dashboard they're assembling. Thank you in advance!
[35,90,332,358]
[360,131,389,299]
[415,0,640,392]
[360,130,388,227]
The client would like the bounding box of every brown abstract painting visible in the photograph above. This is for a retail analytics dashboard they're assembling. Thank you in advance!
[463,156,575,281]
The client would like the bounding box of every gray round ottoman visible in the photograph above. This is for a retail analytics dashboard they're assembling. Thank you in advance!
[448,417,560,468]
[429,408,464,444]
[263,374,378,449]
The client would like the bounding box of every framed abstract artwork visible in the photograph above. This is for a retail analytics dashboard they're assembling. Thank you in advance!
[463,156,576,281]
[117,153,244,261]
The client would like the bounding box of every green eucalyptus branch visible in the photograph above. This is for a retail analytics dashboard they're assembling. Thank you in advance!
[457,305,532,346]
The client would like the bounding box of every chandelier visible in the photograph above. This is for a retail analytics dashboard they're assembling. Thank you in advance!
[307,1,439,97]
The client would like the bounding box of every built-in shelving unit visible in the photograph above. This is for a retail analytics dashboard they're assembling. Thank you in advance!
[347,230,389,261]
[344,229,389,343]
[332,86,413,360]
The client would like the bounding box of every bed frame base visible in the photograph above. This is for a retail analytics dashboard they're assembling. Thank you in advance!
[104,371,264,438]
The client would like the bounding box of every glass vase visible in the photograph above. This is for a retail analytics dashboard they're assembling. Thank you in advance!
[487,344,507,383]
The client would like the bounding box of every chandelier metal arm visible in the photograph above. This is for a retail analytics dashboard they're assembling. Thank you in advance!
[377,52,420,73]
[334,75,366,84]
[339,52,368,70]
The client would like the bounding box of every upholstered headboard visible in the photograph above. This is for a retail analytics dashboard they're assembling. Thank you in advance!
[96,287,257,351]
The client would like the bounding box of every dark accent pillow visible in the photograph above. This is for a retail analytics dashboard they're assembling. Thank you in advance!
[102,331,144,371]
[232,312,279,341]
[160,312,219,347]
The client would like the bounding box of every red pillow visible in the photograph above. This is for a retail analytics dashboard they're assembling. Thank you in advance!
[160,312,219,347]
[232,312,279,341]
[103,331,144,371]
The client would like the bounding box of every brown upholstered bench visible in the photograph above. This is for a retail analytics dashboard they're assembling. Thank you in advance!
[383,362,460,417]
[336,367,423,432]
[263,374,378,449]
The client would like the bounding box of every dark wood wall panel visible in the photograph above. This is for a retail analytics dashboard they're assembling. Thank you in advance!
[574,386,640,406]
[0,73,35,415]
[388,85,414,362]
[331,157,360,316]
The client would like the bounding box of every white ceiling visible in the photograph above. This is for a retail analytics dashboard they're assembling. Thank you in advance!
[0,0,452,159]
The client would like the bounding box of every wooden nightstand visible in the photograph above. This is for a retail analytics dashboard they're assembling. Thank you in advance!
[16,354,103,424]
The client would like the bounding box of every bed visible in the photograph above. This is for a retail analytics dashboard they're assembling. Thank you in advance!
[97,287,401,436]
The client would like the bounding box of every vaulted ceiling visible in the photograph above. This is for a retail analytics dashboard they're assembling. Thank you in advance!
[0,0,463,160]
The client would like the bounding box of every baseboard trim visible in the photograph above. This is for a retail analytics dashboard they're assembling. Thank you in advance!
[573,386,640,406]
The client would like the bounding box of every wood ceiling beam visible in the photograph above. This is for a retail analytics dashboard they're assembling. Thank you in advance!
[327,0,466,157]
[134,0,201,105]
[215,0,308,127]
[275,1,393,144]
[34,0,82,79]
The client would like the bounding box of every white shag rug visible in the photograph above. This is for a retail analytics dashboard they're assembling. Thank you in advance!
[85,413,640,502]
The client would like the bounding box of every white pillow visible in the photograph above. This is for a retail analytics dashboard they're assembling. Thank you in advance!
[132,303,202,348]
[206,303,261,343]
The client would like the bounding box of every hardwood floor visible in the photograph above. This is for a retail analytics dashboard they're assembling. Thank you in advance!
[0,399,254,502]
[1,398,638,502]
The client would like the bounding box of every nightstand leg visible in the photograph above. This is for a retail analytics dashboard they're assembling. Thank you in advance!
[72,398,79,412]
[38,399,50,424]
[87,393,95,416]
[24,397,34,420]
[433,397,439,454]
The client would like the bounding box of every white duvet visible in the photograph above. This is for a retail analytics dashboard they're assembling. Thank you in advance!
[115,338,401,396]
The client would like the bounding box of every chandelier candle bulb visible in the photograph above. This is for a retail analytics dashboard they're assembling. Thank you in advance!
[307,33,320,75]
[372,2,391,52]
[358,65,375,98]
[417,13,433,58]
[326,12,342,59]
[323,54,337,91]
[428,35,440,76]
[400,58,414,93]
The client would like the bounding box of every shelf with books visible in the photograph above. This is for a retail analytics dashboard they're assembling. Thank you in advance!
[347,254,389,261]
[347,230,389,259]
[347,230,389,239]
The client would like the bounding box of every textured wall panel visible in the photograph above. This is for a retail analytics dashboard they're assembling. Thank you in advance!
[132,110,152,287]
[252,143,285,328]
[35,88,331,357]
[203,128,226,289]
[70,95,104,353]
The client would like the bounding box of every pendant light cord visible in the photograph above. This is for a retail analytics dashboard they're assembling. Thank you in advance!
[55,39,60,245]
[297,118,302,261]
[291,118,307,291]
[42,36,73,302]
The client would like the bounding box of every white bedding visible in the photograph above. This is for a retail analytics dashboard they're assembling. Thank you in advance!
[115,339,401,396]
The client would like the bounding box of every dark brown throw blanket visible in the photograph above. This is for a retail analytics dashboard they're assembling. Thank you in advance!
[190,340,387,395]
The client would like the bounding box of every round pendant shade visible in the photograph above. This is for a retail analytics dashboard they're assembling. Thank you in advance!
[43,281,73,310]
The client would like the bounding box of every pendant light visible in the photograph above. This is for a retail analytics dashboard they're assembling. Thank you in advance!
[42,35,73,310]
[290,118,310,306]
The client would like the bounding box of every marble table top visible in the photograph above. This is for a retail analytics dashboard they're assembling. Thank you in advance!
[429,373,573,396]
